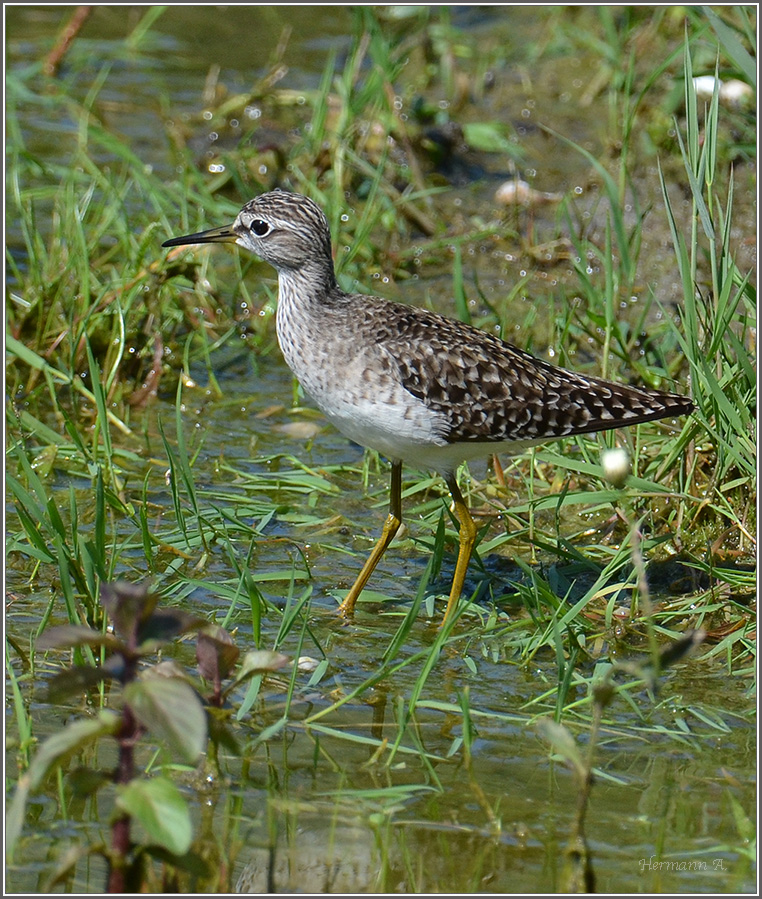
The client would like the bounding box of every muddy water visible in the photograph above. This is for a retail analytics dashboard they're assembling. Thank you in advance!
[5,6,755,894]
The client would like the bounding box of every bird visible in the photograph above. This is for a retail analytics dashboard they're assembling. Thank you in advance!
[163,189,693,626]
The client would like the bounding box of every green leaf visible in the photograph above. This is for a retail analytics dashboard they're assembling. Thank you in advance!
[125,677,207,764]
[27,710,121,792]
[66,766,111,797]
[727,792,755,843]
[462,121,519,156]
[207,706,241,755]
[5,778,30,864]
[16,410,69,446]
[137,608,207,650]
[46,661,120,702]
[101,580,159,645]
[116,776,192,855]
[536,718,586,779]
[5,333,131,435]
[29,444,58,479]
[702,6,757,87]
[231,650,290,691]
[36,625,122,652]
[5,334,72,384]
[196,626,240,683]
[6,710,120,860]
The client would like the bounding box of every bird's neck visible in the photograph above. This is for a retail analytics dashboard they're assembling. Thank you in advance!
[277,259,342,312]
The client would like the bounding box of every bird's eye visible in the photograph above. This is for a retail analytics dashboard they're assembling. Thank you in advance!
[250,219,270,236]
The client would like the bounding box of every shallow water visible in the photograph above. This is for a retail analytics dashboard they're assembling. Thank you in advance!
[5,6,756,894]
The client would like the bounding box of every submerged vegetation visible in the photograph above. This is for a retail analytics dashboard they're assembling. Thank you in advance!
[5,6,755,893]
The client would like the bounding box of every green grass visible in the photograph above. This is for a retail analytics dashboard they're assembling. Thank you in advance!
[5,6,755,893]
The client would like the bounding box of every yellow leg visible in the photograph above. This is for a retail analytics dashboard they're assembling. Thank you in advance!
[338,460,403,618]
[441,472,478,627]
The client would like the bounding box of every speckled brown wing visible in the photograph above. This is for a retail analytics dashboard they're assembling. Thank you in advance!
[375,303,693,445]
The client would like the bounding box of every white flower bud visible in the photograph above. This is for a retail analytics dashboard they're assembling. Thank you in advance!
[602,447,631,487]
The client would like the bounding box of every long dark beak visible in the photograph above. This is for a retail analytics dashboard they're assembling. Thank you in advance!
[162,224,237,248]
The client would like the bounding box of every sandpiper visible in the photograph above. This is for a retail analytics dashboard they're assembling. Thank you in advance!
[163,190,693,625]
